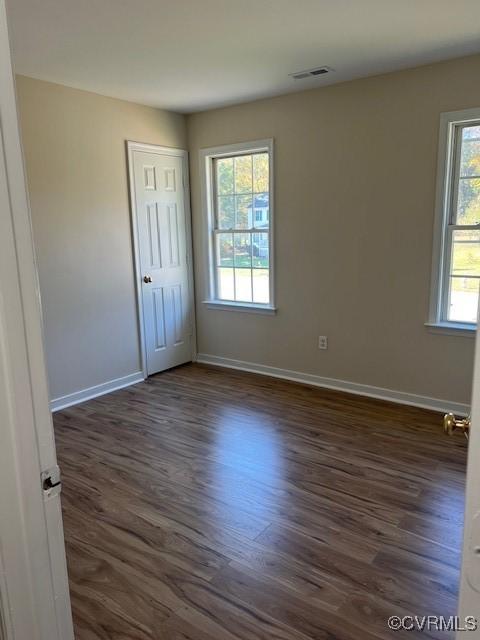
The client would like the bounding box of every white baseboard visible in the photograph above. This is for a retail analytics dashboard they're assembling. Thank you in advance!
[50,371,145,412]
[196,354,469,415]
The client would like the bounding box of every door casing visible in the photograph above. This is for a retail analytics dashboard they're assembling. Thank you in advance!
[127,141,197,377]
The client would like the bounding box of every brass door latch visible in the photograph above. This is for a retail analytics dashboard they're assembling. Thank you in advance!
[443,412,471,439]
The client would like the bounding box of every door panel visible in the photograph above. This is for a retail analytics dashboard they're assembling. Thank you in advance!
[152,287,167,350]
[458,330,480,634]
[147,204,162,268]
[167,204,180,267]
[0,1,73,636]
[132,149,193,375]
[171,284,185,345]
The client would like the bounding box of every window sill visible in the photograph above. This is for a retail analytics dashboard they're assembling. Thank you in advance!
[425,321,476,337]
[202,300,277,315]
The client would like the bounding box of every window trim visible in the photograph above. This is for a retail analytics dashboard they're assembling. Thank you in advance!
[428,108,480,335]
[199,139,276,313]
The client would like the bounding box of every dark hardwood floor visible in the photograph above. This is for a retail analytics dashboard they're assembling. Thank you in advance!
[53,363,468,640]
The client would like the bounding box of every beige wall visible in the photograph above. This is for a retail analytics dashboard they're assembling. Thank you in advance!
[17,56,480,407]
[16,75,187,401]
[187,54,480,405]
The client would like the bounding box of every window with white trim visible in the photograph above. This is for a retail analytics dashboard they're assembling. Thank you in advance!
[430,110,480,329]
[201,140,274,311]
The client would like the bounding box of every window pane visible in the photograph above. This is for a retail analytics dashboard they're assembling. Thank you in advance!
[252,232,269,268]
[216,157,234,195]
[218,267,234,300]
[235,195,251,229]
[460,139,480,177]
[217,196,235,229]
[234,268,253,302]
[216,233,233,267]
[463,125,480,141]
[447,276,479,323]
[234,233,251,268]
[451,229,480,276]
[252,193,269,229]
[456,178,480,225]
[253,269,269,304]
[253,153,269,192]
[234,155,252,194]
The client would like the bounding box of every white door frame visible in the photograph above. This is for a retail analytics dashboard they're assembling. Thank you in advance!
[0,2,73,639]
[126,141,197,377]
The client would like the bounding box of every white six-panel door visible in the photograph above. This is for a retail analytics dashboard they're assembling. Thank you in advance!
[130,145,194,375]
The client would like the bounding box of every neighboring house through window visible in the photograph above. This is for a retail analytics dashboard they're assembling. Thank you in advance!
[429,108,480,333]
[200,139,275,312]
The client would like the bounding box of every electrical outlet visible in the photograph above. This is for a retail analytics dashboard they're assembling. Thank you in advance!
[318,335,328,350]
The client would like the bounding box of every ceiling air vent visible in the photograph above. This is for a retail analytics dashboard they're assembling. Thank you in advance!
[290,66,334,80]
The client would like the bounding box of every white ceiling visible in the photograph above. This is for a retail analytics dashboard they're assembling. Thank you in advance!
[7,0,480,114]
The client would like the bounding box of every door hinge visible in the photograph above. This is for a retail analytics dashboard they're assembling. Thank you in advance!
[41,465,62,499]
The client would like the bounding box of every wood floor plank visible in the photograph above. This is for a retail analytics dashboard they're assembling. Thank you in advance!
[54,363,467,640]
[61,494,231,583]
[155,609,239,640]
[338,593,455,640]
[209,563,383,640]
[254,523,457,614]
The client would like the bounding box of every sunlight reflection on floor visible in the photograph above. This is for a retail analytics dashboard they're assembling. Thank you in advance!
[212,407,285,527]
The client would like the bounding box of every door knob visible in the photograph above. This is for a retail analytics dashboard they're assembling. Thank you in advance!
[143,275,153,283]
[443,412,470,438]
